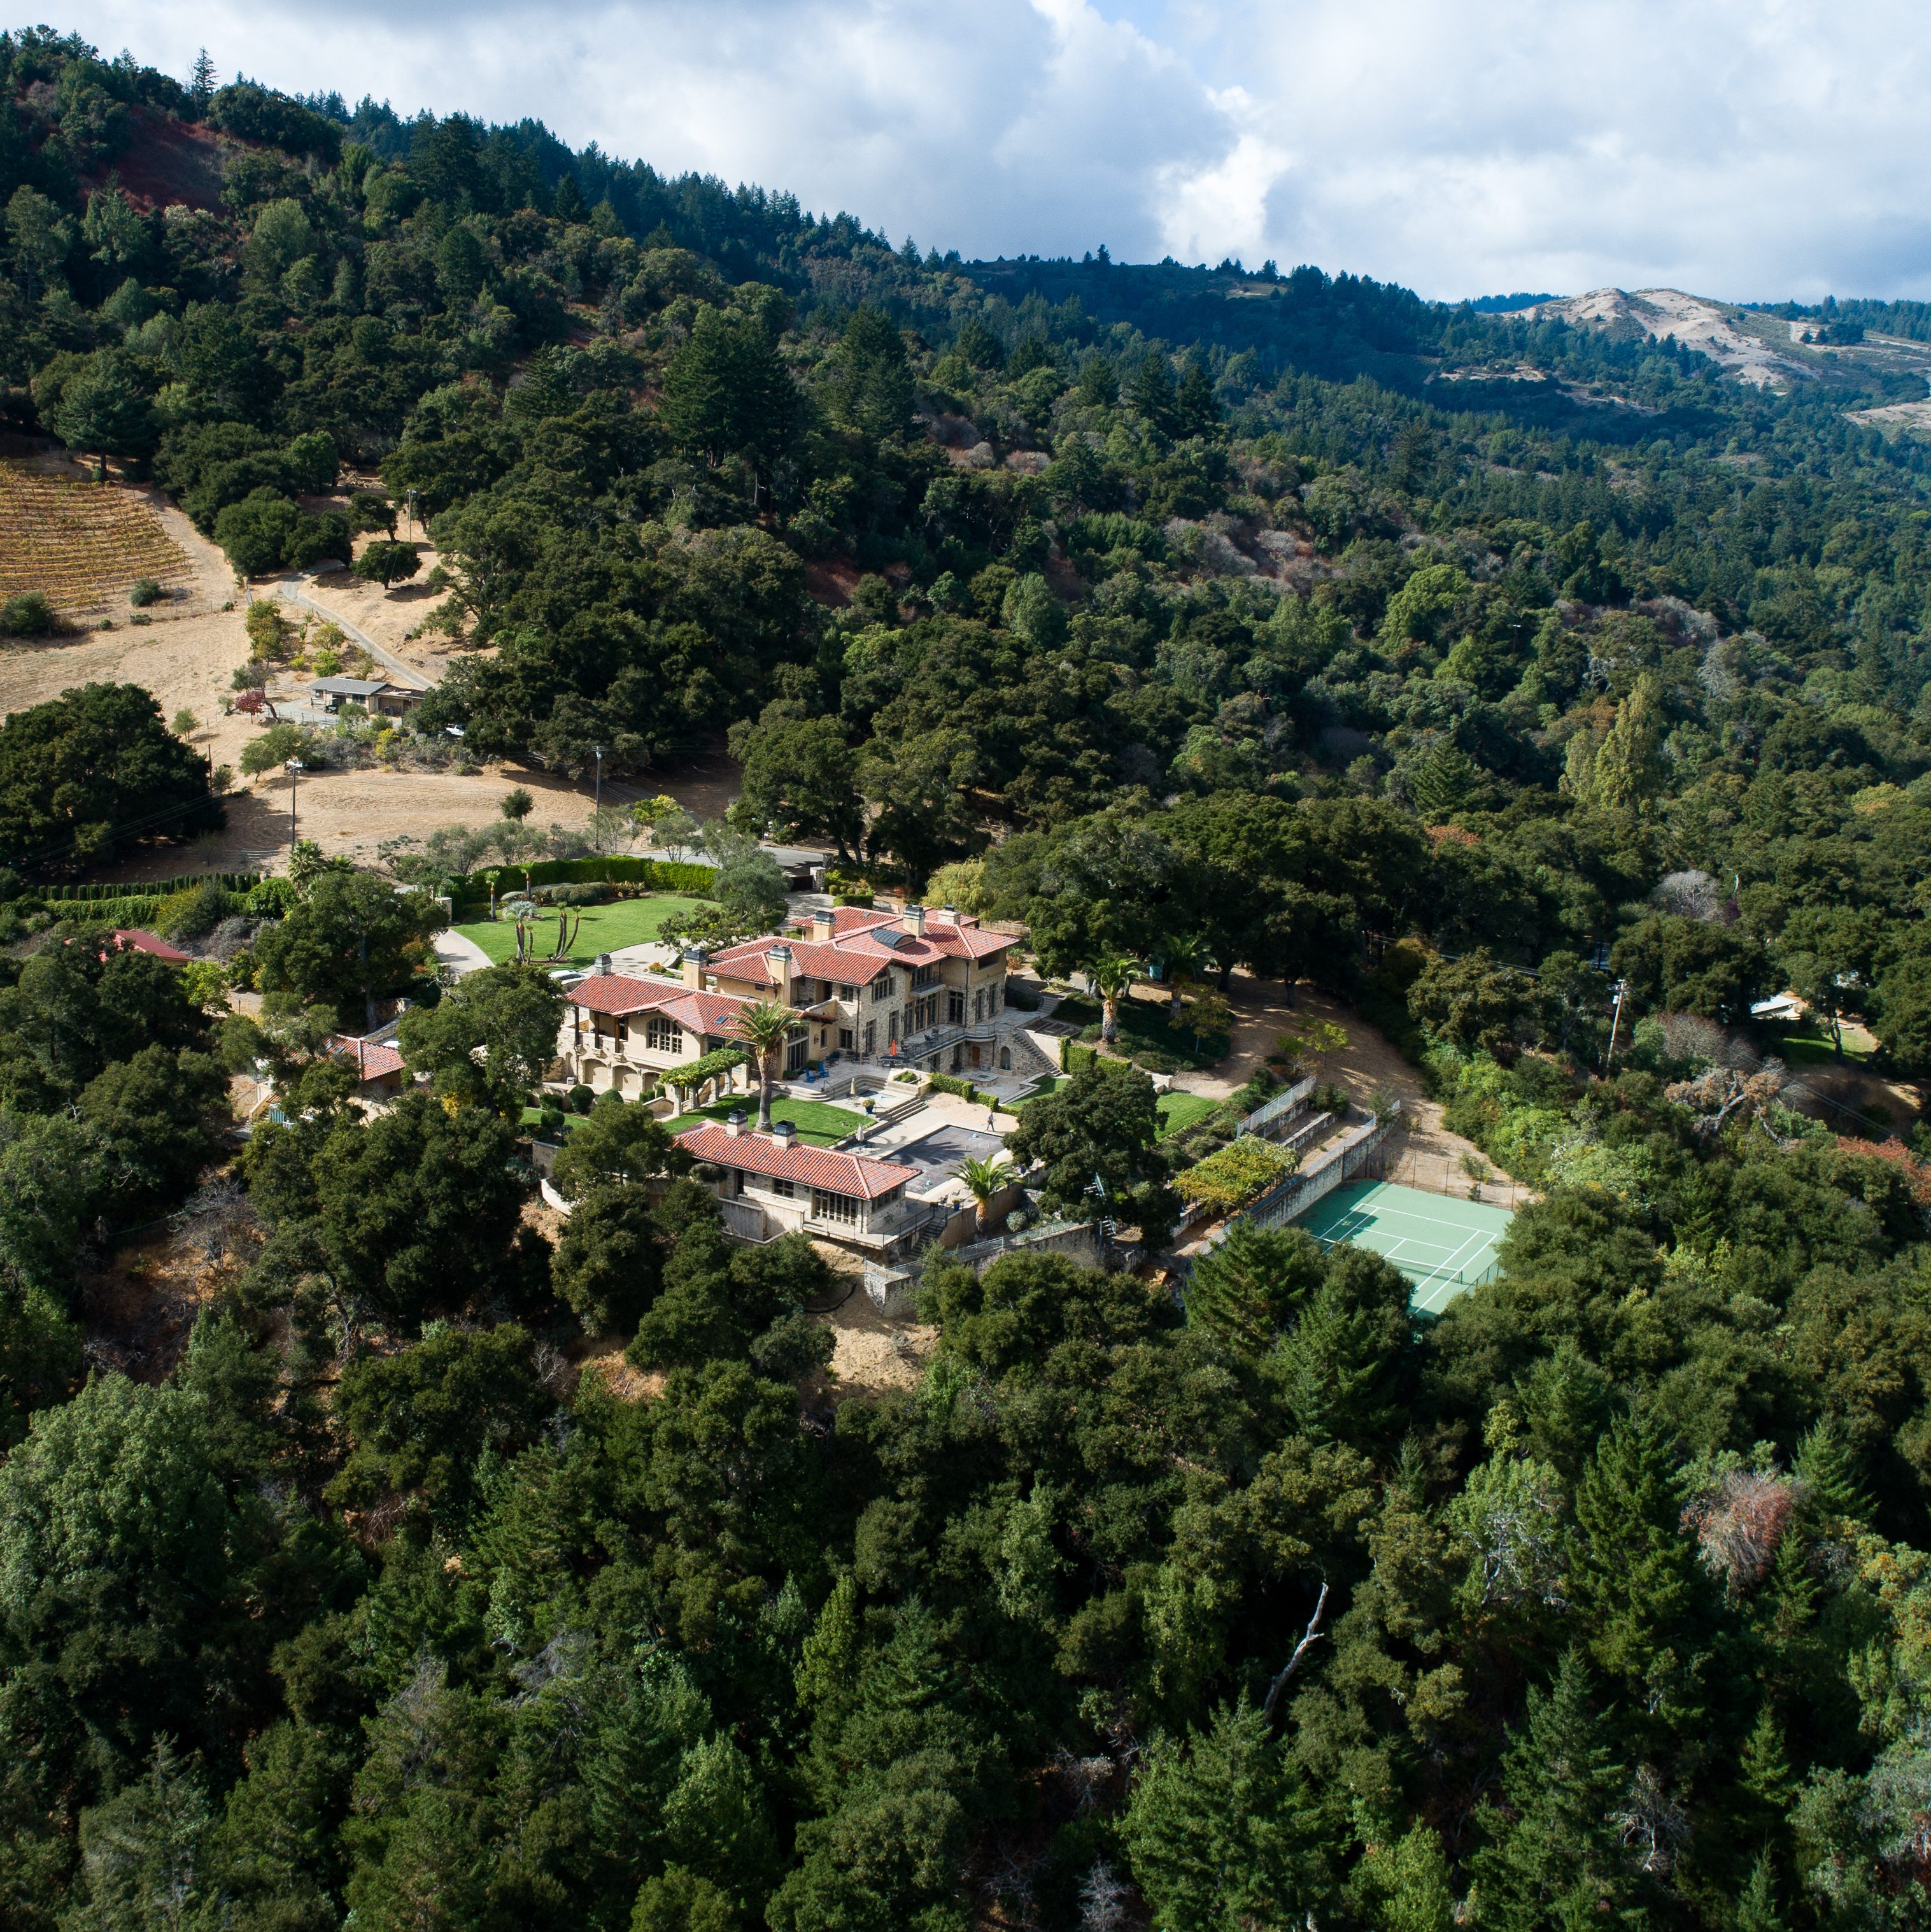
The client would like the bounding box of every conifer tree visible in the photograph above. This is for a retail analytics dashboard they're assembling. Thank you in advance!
[1468,1649,1630,1930]
[1566,1405,1715,1747]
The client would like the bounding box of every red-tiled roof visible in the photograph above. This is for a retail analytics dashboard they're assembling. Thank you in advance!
[675,1123,918,1200]
[327,1035,405,1081]
[712,914,1013,987]
[824,904,1012,958]
[111,928,190,962]
[711,938,893,986]
[927,918,1013,961]
[567,975,754,1034]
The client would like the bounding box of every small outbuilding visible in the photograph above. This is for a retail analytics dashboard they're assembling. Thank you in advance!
[309,676,423,719]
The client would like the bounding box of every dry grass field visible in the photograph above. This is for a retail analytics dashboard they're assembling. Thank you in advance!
[0,462,195,611]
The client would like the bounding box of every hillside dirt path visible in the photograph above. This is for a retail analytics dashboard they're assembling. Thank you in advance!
[1,473,748,879]
[1169,974,1533,1207]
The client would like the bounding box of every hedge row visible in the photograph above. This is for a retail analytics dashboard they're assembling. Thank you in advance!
[450,855,716,909]
[925,1070,989,1107]
[32,871,261,902]
[51,896,169,928]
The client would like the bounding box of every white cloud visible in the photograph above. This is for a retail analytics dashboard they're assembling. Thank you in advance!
[47,0,1931,299]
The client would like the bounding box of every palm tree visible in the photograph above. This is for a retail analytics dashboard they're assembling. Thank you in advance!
[1154,935,1204,1022]
[958,1154,1015,1237]
[1085,953,1137,1046]
[730,999,796,1133]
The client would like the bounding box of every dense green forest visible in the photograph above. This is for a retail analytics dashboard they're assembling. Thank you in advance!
[4,23,1931,1931]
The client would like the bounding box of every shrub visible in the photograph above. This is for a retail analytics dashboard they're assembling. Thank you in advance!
[155,879,234,942]
[244,600,294,659]
[568,1084,595,1114]
[354,540,422,588]
[1133,1049,1183,1075]
[239,723,308,776]
[129,578,162,607]
[1,593,54,637]
[926,1071,981,1105]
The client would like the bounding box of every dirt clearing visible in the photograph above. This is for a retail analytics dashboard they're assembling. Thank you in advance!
[1170,974,1533,1205]
[0,465,746,878]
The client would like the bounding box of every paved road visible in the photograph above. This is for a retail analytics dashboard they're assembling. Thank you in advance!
[274,574,435,692]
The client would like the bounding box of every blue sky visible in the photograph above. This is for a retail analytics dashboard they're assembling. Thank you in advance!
[49,0,1931,303]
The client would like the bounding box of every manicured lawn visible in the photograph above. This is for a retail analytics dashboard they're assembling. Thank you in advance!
[1157,1091,1220,1139]
[1052,992,1230,1070]
[1013,1074,1068,1108]
[1763,1021,1877,1068]
[453,894,714,967]
[663,1093,870,1147]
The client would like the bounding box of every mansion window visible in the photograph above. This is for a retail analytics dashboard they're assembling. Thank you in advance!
[872,977,891,1003]
[838,1027,854,1051]
[646,1016,683,1054]
[811,1188,861,1225]
[770,1177,796,1198]
[947,990,965,1025]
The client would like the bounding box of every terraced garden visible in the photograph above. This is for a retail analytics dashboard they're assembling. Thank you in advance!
[0,464,195,611]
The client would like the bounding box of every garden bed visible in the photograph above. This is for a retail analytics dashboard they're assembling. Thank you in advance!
[1052,991,1229,1071]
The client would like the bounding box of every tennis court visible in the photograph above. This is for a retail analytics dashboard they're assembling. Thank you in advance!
[1297,1180,1515,1315]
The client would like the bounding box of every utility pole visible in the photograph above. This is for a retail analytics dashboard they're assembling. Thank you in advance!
[1604,977,1628,1070]
[286,759,304,848]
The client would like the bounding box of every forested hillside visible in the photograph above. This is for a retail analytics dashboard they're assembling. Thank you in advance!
[4,24,1931,1932]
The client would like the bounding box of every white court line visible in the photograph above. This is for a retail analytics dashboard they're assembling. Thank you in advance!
[1408,1228,1486,1293]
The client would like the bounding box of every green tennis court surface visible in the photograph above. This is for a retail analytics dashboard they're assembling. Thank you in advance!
[1298,1180,1514,1314]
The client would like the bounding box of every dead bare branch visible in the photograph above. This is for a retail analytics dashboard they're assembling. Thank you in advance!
[1263,1580,1330,1722]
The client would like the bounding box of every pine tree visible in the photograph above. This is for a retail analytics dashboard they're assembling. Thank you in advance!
[1121,1698,1334,1931]
[67,1738,216,1931]
[1736,1700,1798,1863]
[1734,1851,1791,1932]
[1591,672,1666,812]
[1359,1820,1457,1932]
[1567,1404,1715,1745]
[1468,1649,1630,1931]
[188,49,217,110]
[1175,360,1220,439]
[838,304,914,443]
[1128,352,1178,433]
[1793,1416,1872,1524]
[1182,1219,1323,1352]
